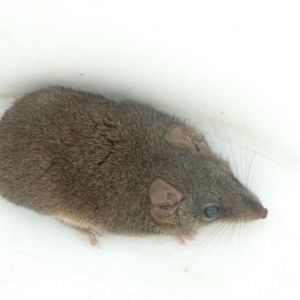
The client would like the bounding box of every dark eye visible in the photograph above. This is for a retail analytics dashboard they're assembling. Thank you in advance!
[204,206,219,218]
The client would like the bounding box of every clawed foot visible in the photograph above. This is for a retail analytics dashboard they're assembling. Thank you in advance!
[175,228,198,244]
[56,217,103,246]
[78,227,103,246]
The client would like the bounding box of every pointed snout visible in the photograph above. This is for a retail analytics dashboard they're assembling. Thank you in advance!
[237,204,268,221]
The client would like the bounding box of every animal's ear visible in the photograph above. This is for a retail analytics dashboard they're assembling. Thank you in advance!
[164,126,195,151]
[149,179,185,225]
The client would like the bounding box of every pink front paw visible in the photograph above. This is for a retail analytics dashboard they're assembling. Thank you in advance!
[175,228,198,244]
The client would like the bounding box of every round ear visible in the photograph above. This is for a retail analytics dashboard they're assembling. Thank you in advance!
[164,126,196,151]
[149,179,185,225]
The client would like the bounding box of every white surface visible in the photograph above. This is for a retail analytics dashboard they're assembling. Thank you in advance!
[0,1,300,300]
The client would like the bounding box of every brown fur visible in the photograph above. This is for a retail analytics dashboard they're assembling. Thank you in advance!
[0,87,267,241]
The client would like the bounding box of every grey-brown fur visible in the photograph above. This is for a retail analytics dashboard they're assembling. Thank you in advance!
[0,87,267,241]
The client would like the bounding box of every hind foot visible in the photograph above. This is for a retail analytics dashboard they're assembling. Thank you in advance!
[56,217,103,246]
[77,227,103,246]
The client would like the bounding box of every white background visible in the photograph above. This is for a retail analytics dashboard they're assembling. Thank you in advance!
[0,1,299,299]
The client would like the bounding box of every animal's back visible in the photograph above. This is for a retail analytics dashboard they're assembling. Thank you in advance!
[0,87,178,234]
